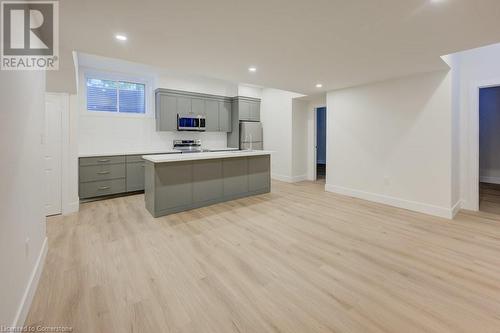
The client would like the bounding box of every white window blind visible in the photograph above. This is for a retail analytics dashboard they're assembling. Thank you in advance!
[86,78,145,114]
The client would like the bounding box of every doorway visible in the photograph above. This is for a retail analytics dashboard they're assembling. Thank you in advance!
[479,86,500,214]
[316,107,327,181]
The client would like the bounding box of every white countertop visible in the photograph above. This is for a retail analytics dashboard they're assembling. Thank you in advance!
[142,150,272,163]
[78,147,239,158]
[79,149,181,158]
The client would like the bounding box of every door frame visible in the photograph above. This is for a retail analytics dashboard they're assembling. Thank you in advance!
[45,93,72,215]
[464,79,500,211]
[310,105,326,181]
[44,93,63,215]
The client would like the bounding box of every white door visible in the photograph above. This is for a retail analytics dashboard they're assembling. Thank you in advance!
[44,94,63,216]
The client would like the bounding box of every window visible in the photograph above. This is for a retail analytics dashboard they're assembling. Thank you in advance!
[86,78,145,114]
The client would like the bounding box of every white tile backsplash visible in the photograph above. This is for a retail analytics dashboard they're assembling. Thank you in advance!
[78,115,227,155]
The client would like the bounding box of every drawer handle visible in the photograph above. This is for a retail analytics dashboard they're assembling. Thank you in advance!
[97,171,111,175]
[141,165,145,168]
[98,159,110,163]
[98,186,111,190]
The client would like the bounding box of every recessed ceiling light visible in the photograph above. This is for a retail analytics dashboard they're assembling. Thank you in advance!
[248,66,257,72]
[316,83,323,88]
[115,34,127,41]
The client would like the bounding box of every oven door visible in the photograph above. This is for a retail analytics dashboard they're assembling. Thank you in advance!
[177,115,200,131]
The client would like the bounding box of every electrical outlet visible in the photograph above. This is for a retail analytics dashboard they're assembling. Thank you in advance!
[384,176,391,186]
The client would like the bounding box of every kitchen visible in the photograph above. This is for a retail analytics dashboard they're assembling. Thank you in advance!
[78,63,271,216]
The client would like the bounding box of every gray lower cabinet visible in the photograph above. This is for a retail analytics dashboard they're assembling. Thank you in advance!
[223,157,249,196]
[145,155,271,217]
[80,153,176,200]
[79,155,125,166]
[155,162,193,210]
[126,161,146,192]
[193,159,223,203]
[79,179,126,199]
[79,156,127,199]
[248,155,270,191]
[79,164,125,183]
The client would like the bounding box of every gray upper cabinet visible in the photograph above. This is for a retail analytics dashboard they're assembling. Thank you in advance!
[227,96,261,149]
[249,102,260,121]
[238,101,251,121]
[236,97,261,122]
[205,99,219,131]
[191,98,204,116]
[177,97,192,115]
[156,94,177,131]
[155,89,234,132]
[219,101,232,132]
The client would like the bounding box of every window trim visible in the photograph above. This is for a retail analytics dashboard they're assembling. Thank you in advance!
[81,68,153,119]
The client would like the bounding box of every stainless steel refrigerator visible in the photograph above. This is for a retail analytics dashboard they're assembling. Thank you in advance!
[239,121,263,150]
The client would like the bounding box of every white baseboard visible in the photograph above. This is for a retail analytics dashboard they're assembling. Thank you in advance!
[450,200,462,218]
[272,173,308,183]
[291,174,308,182]
[62,200,79,215]
[12,237,48,327]
[325,184,457,219]
[479,176,500,185]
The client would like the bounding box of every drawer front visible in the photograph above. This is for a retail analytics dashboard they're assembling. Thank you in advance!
[79,156,125,166]
[79,164,126,183]
[126,155,145,163]
[126,162,145,192]
[79,179,126,199]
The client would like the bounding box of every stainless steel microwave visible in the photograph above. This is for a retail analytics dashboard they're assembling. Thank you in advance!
[177,114,206,131]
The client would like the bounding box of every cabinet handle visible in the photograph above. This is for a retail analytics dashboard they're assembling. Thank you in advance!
[98,186,110,190]
[97,171,110,174]
[141,165,145,168]
[98,159,110,163]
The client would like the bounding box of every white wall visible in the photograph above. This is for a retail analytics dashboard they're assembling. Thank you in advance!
[157,73,238,97]
[0,71,47,326]
[450,43,500,210]
[479,87,500,184]
[326,70,455,218]
[260,88,304,181]
[77,67,234,156]
[238,84,263,99]
[292,99,309,181]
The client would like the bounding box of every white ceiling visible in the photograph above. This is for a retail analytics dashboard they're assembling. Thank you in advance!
[49,0,500,94]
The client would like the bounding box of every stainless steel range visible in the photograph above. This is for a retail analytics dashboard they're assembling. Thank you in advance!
[173,139,205,153]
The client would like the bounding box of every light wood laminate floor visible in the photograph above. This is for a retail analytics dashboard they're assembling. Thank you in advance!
[26,181,500,333]
[480,182,500,215]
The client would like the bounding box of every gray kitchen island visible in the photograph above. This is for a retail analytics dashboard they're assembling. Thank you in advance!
[142,151,271,217]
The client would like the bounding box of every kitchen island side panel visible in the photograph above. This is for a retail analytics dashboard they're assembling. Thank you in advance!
[144,161,156,215]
